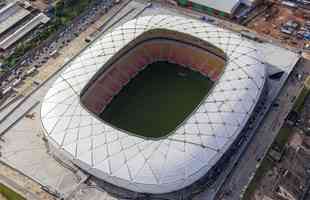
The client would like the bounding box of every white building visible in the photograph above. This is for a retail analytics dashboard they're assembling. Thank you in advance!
[41,15,267,194]
[177,0,263,17]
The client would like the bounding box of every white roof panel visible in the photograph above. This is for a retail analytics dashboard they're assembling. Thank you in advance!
[41,15,266,194]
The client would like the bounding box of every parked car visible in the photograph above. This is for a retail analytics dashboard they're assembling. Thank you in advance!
[280,26,295,35]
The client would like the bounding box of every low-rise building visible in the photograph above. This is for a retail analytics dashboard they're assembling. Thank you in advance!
[0,13,50,50]
[176,0,263,18]
[0,2,30,35]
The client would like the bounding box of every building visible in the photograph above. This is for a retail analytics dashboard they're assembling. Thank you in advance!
[40,15,267,195]
[177,0,262,18]
[0,2,31,35]
[0,1,50,51]
[0,13,50,50]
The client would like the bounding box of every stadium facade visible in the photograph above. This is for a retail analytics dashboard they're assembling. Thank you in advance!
[40,15,267,194]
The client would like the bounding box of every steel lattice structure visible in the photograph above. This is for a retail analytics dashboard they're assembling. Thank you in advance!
[41,15,266,194]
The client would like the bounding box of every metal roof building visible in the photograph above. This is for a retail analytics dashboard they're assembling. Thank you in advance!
[41,15,267,194]
[177,0,262,17]
[190,0,241,15]
[0,13,50,50]
[0,2,30,35]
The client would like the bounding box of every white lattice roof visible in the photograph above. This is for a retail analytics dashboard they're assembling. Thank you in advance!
[41,15,266,194]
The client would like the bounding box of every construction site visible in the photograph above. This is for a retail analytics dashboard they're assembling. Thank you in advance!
[246,1,310,49]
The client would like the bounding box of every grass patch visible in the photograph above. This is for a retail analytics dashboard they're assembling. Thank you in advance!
[100,61,213,138]
[54,0,93,24]
[242,125,292,199]
[0,183,25,200]
[272,126,291,150]
[242,157,274,200]
[292,86,310,113]
[292,76,310,112]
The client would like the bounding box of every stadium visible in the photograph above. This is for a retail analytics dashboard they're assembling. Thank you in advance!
[40,15,267,195]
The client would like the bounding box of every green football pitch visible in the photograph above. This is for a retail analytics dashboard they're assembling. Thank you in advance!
[100,61,213,138]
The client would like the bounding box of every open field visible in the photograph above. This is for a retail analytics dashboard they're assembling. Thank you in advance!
[293,78,310,112]
[100,61,213,138]
[0,183,25,200]
[242,156,274,200]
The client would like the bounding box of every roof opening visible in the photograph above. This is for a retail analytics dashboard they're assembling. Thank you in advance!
[99,61,213,138]
[80,29,226,139]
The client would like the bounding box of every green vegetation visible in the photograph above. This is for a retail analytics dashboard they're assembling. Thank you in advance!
[242,77,310,200]
[0,183,25,200]
[292,86,310,113]
[3,0,94,69]
[292,76,310,113]
[100,61,214,138]
[242,156,274,200]
[242,125,293,199]
[3,23,56,69]
[54,0,93,24]
[272,126,291,151]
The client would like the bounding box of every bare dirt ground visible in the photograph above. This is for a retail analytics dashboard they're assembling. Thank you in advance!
[247,3,306,48]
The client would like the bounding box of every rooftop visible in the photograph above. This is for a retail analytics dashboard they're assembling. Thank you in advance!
[41,15,266,194]
[0,2,30,35]
[190,0,241,14]
[0,13,50,50]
